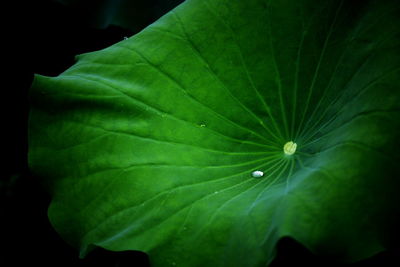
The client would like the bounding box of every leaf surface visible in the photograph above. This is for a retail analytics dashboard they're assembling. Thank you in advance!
[29,0,400,266]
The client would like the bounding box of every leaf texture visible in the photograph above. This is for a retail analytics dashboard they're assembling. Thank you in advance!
[29,0,400,266]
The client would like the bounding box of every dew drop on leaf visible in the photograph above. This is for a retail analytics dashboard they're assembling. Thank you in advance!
[251,170,264,178]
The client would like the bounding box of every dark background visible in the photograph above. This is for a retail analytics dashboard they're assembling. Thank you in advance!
[1,0,399,266]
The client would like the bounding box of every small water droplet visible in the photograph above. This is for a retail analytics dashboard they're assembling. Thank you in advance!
[214,191,219,194]
[199,124,206,127]
[123,36,129,40]
[251,170,264,178]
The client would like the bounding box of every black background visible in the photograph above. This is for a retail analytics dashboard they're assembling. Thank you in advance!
[1,0,399,266]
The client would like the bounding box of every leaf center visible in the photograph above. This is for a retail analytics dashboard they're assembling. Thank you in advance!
[283,141,297,155]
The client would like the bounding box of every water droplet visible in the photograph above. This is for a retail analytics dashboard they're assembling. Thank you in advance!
[214,191,219,194]
[251,170,264,178]
[199,124,206,127]
[123,36,128,40]
[283,141,297,155]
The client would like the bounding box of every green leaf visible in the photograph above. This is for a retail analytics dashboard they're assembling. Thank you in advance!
[29,0,400,266]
